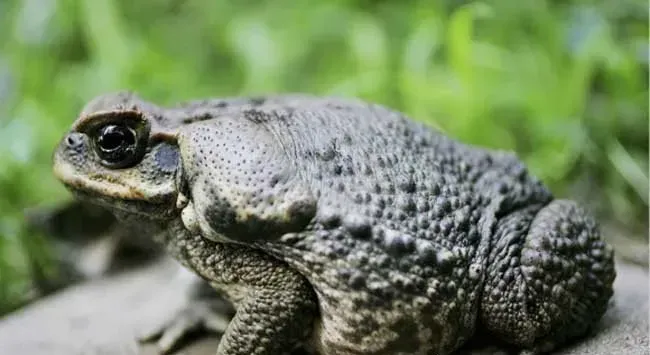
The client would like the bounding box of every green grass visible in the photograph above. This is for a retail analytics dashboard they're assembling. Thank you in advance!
[0,0,647,314]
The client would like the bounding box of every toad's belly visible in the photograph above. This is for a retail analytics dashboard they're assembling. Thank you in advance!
[303,286,475,355]
[257,231,486,354]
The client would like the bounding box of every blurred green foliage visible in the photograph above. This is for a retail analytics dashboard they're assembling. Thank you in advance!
[0,0,647,314]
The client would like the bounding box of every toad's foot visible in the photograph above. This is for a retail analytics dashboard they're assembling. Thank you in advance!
[138,298,234,354]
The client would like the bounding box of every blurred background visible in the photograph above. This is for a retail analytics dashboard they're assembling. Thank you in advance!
[0,0,647,316]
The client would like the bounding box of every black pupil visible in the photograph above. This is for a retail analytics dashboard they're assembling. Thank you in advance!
[98,125,134,151]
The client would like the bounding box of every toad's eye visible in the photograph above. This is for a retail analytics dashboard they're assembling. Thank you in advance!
[93,124,141,168]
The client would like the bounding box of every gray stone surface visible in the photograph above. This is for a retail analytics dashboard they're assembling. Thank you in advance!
[0,258,647,355]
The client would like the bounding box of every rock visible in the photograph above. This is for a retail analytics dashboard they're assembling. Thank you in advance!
[0,258,646,355]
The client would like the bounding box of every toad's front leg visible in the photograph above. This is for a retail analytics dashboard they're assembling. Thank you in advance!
[171,231,318,355]
[138,269,234,354]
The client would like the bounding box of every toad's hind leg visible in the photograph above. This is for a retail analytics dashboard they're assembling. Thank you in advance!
[480,200,615,353]
[172,233,318,355]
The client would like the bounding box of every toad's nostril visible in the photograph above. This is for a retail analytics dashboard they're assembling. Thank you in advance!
[66,134,83,148]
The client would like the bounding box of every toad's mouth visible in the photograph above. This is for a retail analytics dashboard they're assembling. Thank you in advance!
[69,187,177,220]
[52,154,179,219]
